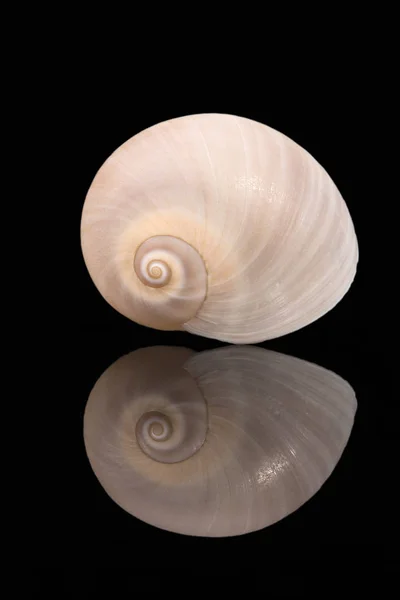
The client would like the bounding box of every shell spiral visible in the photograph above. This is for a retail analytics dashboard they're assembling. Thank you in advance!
[83,345,357,537]
[133,347,208,464]
[81,113,358,343]
[132,235,207,328]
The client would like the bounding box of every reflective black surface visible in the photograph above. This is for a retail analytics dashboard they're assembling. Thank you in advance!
[64,104,392,569]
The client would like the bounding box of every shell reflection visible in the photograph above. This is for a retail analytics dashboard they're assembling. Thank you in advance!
[83,346,357,537]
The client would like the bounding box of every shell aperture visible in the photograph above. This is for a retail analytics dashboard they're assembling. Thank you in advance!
[80,114,358,343]
[83,345,357,537]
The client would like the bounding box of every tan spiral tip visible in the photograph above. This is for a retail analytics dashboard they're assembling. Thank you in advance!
[135,253,172,288]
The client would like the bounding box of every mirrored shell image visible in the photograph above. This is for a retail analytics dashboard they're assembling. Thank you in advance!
[83,345,357,537]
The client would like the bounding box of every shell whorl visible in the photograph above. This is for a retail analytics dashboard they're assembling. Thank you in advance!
[136,405,207,464]
[132,235,208,329]
[133,364,208,464]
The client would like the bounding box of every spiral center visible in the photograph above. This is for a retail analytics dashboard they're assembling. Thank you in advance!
[136,411,173,455]
[150,421,164,438]
[135,253,172,288]
[148,263,162,279]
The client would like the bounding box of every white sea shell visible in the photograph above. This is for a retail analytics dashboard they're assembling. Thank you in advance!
[83,345,357,537]
[81,114,358,343]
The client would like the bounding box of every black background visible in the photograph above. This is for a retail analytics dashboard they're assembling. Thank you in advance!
[70,99,392,569]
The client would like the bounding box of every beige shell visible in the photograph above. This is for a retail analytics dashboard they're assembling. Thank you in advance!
[83,345,357,537]
[81,114,358,343]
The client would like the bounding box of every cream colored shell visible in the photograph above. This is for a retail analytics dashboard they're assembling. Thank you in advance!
[81,114,358,343]
[83,345,357,537]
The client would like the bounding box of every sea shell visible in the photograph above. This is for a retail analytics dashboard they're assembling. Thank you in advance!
[83,345,357,537]
[81,113,358,343]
